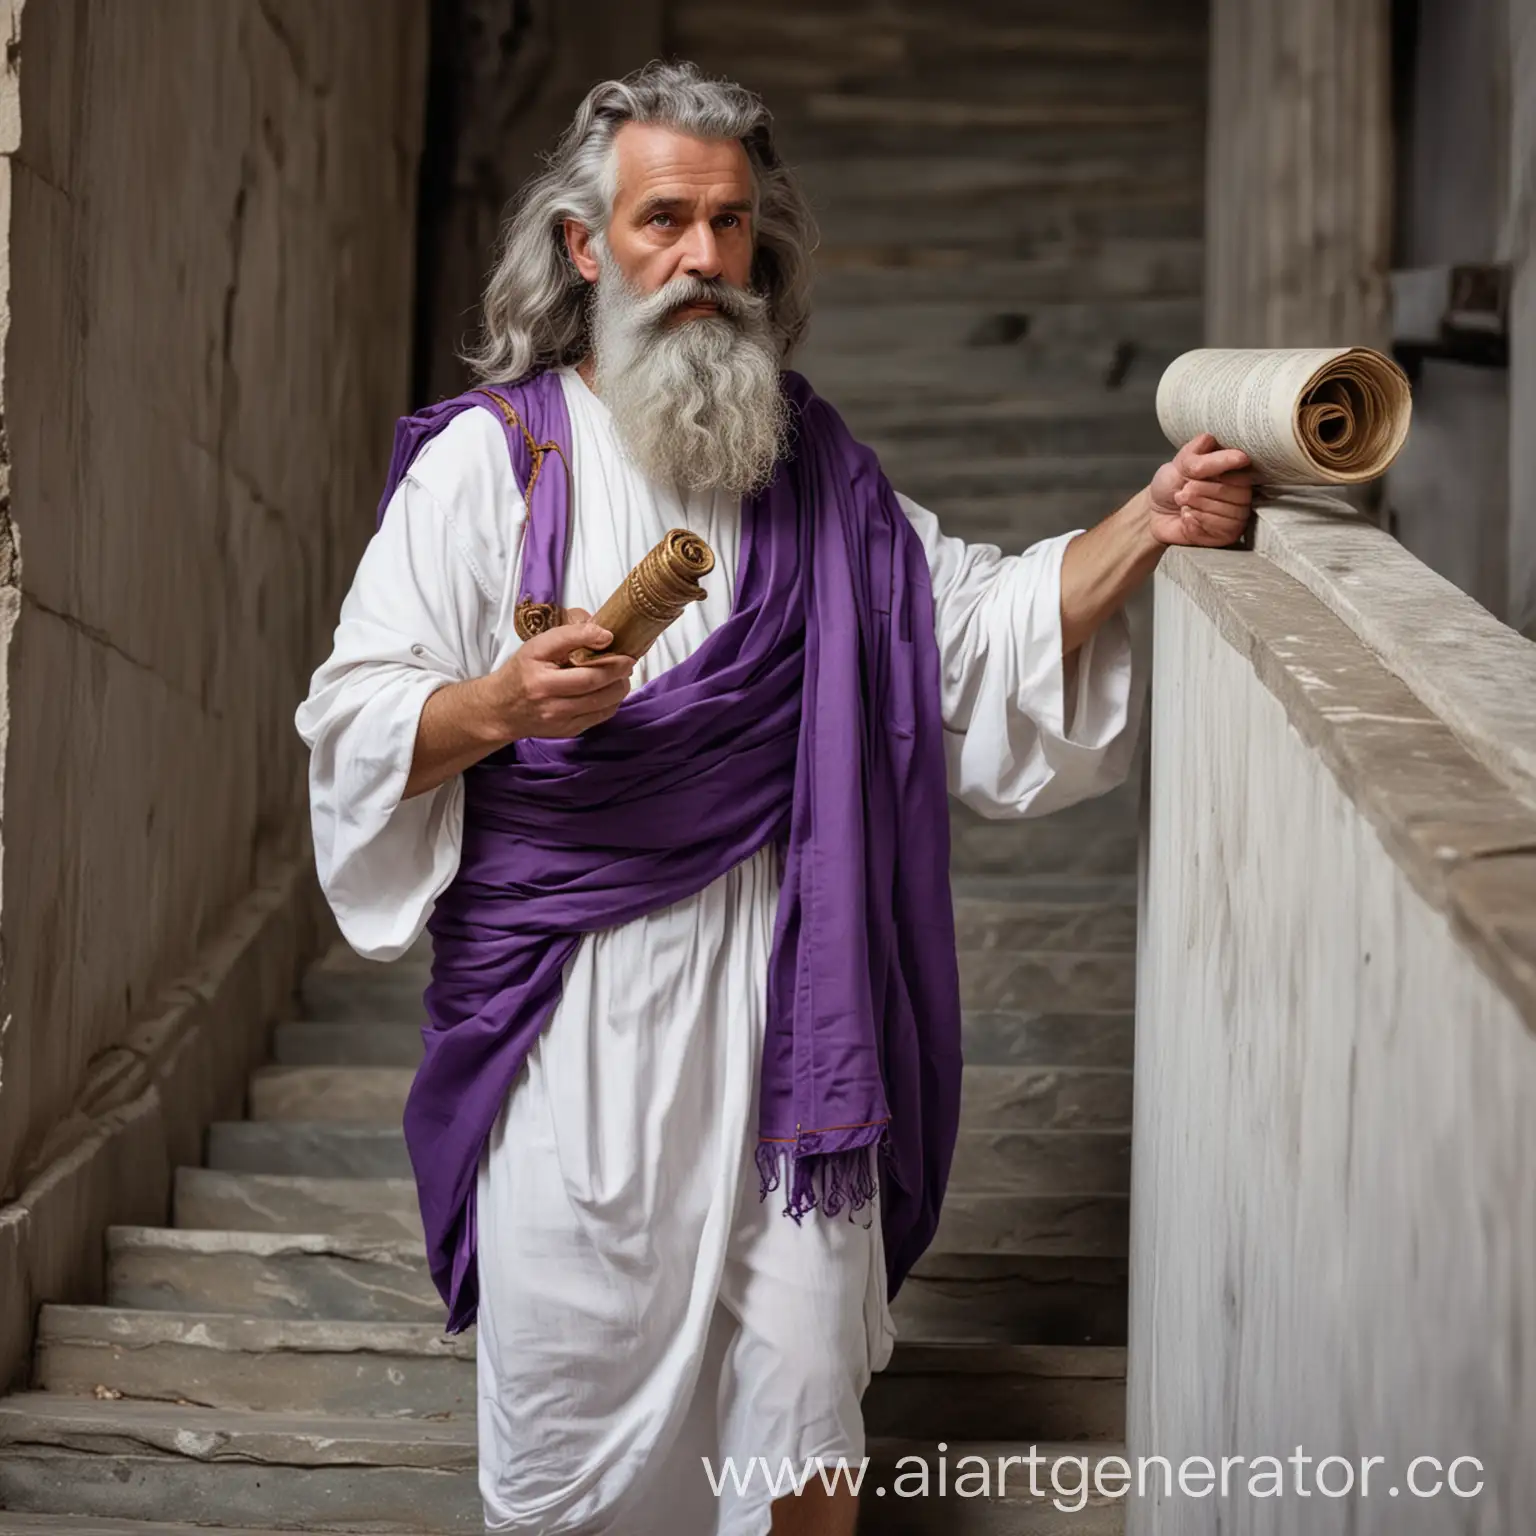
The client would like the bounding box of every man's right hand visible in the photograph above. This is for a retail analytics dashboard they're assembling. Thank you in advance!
[475,616,635,741]
[402,615,635,800]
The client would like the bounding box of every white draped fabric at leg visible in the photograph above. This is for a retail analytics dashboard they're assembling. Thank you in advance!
[295,367,1138,1535]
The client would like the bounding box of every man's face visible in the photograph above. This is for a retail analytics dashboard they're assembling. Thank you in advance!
[566,123,756,310]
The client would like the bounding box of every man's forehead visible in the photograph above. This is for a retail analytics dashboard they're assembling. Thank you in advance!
[611,122,753,205]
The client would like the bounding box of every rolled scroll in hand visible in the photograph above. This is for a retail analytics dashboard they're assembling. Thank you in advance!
[1156,347,1413,484]
[512,528,717,666]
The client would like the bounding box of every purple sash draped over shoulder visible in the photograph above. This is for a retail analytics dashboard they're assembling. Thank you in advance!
[376,368,962,1332]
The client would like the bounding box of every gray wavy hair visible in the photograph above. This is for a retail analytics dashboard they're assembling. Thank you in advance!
[464,60,818,383]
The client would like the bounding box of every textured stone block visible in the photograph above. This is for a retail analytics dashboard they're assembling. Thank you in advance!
[299,971,428,1025]
[248,1066,412,1125]
[958,950,1136,1013]
[106,1227,438,1324]
[951,878,1138,953]
[895,1255,1129,1347]
[36,1308,471,1420]
[867,1343,1125,1442]
[961,1065,1133,1127]
[962,1013,1135,1071]
[0,1396,477,1531]
[933,1194,1129,1257]
[947,1130,1130,1194]
[208,1122,412,1179]
[173,1170,421,1242]
[273,1022,423,1067]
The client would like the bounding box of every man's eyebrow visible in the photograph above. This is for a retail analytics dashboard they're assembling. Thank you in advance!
[631,194,754,220]
[632,195,688,221]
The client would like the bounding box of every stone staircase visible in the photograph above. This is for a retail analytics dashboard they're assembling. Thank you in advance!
[0,921,1134,1533]
[0,0,1203,1529]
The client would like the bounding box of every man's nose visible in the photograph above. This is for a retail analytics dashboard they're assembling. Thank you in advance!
[681,220,722,280]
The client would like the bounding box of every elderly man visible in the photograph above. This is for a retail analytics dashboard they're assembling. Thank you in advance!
[297,60,1252,1536]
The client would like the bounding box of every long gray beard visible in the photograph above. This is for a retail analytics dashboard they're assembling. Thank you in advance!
[590,263,789,497]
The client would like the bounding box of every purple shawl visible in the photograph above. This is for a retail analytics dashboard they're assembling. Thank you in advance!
[377,369,962,1332]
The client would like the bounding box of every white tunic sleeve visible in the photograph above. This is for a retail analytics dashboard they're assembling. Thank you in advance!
[897,492,1140,819]
[295,463,501,960]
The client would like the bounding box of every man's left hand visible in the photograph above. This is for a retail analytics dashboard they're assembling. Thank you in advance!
[1148,432,1257,548]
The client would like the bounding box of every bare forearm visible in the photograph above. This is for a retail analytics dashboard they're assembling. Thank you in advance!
[401,617,633,802]
[1058,488,1163,656]
[404,678,506,800]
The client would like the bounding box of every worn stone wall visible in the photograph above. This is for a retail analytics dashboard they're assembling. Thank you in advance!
[1510,0,1536,635]
[1128,507,1536,1533]
[1204,0,1393,349]
[0,0,426,1231]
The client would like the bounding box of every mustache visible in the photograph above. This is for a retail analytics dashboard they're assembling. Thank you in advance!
[623,273,767,330]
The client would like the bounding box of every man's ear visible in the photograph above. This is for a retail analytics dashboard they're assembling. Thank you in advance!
[564,219,600,284]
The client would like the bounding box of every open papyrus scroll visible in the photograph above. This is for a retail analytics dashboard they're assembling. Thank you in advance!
[513,528,716,666]
[1156,348,1413,484]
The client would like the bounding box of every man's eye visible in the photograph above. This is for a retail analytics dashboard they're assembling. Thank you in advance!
[715,214,739,229]
[649,213,674,228]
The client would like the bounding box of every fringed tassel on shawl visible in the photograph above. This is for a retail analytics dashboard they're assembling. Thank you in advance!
[756,1140,880,1224]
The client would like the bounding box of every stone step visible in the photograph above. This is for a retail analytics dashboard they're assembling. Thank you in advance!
[299,968,426,1023]
[209,1091,1129,1186]
[0,1520,357,1535]
[0,1395,1125,1535]
[279,1015,1133,1095]
[959,949,1135,1013]
[849,1439,1128,1534]
[274,1009,1138,1080]
[208,1121,413,1178]
[865,1344,1124,1443]
[250,1063,410,1123]
[313,933,432,972]
[173,1168,421,1243]
[774,112,1204,171]
[950,792,1139,879]
[793,152,1204,206]
[813,187,1202,254]
[107,1226,1133,1342]
[756,45,1202,101]
[111,1233,1130,1348]
[963,1014,1133,1072]
[948,1129,1129,1194]
[933,1193,1128,1257]
[837,385,1157,430]
[35,1307,1119,1444]
[951,877,1136,951]
[174,1171,1121,1261]
[807,293,1200,359]
[276,1019,1136,1081]
[0,1500,1120,1536]
[810,242,1202,307]
[34,1308,473,1420]
[0,1395,479,1531]
[919,494,1140,549]
[674,5,1201,63]
[808,351,1176,409]
[871,450,1163,503]
[864,412,1169,463]
[106,1226,439,1323]
[895,1254,1128,1346]
[681,0,1205,23]
[800,92,1200,133]
[961,1064,1131,1129]
[274,1019,423,1066]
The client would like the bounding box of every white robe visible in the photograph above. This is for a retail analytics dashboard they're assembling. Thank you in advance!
[296,367,1139,1535]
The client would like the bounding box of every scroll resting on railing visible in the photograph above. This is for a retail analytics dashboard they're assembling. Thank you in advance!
[1156,347,1413,484]
[514,528,716,666]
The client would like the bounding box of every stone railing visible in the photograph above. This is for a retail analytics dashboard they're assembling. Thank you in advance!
[1128,494,1536,1533]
